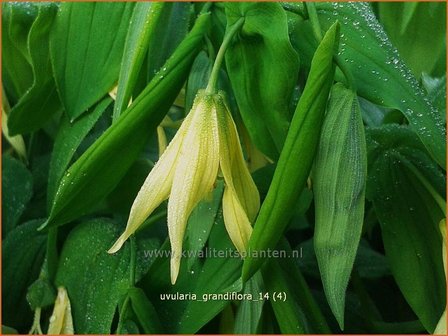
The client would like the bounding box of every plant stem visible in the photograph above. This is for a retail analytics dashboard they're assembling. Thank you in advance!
[200,2,213,14]
[305,2,322,41]
[305,2,356,91]
[334,55,357,91]
[205,17,244,94]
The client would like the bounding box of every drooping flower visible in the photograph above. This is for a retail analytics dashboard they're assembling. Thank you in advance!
[108,90,260,284]
[47,287,74,335]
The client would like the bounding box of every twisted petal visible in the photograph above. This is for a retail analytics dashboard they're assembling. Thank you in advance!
[168,92,220,284]
[108,104,195,254]
[216,92,260,253]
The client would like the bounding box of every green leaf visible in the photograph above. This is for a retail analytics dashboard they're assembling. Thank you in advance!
[8,3,61,136]
[262,239,330,334]
[114,2,166,119]
[185,180,224,270]
[55,218,158,334]
[313,83,367,329]
[378,2,446,77]
[422,74,446,121]
[366,126,445,332]
[127,287,163,334]
[143,218,243,334]
[50,2,134,120]
[42,13,211,229]
[225,2,300,159]
[367,125,445,198]
[234,272,264,334]
[47,97,112,208]
[290,2,446,168]
[185,51,213,112]
[1,2,35,102]
[243,22,339,280]
[2,155,33,236]
[2,220,46,331]
[146,3,191,81]
[106,158,153,216]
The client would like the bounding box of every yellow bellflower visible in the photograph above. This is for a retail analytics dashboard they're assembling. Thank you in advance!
[47,287,74,335]
[108,90,260,284]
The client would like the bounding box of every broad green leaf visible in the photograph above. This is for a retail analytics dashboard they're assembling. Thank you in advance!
[146,2,191,82]
[1,2,34,102]
[2,155,33,236]
[127,287,163,334]
[262,239,330,334]
[2,220,46,331]
[185,51,212,112]
[313,83,367,329]
[225,2,300,159]
[243,22,339,280]
[290,2,446,168]
[378,2,446,77]
[50,2,134,120]
[106,158,153,216]
[55,218,158,334]
[185,180,224,270]
[8,3,61,136]
[367,125,445,198]
[114,3,166,119]
[366,126,445,332]
[42,13,211,229]
[143,218,243,334]
[47,97,112,208]
[422,74,446,120]
[234,272,264,334]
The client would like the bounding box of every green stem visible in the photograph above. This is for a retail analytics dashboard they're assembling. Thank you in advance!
[116,295,131,333]
[334,55,357,91]
[282,2,305,17]
[305,2,322,41]
[305,3,356,91]
[205,17,244,94]
[200,2,213,14]
[46,228,58,281]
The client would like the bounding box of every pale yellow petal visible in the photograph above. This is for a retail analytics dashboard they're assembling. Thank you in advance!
[222,185,253,254]
[109,104,196,254]
[2,109,27,163]
[217,92,260,222]
[157,126,168,157]
[47,287,74,335]
[168,92,220,284]
[240,121,272,172]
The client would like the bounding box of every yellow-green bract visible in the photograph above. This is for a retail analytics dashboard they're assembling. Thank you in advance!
[242,21,340,281]
[40,13,211,230]
[313,83,367,330]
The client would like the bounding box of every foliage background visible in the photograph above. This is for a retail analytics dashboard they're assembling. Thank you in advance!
[2,2,446,334]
